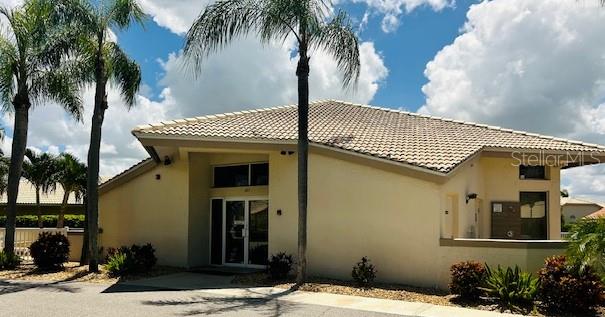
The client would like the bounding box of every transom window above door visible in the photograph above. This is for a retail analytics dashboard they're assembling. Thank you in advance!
[213,163,269,188]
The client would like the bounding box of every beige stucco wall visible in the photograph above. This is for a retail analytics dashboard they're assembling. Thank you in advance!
[100,145,566,288]
[99,156,190,266]
[562,204,601,223]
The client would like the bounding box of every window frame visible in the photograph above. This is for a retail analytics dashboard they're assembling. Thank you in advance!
[212,162,269,188]
[519,165,548,180]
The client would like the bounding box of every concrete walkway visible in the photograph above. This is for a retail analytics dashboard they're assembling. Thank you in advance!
[119,273,523,317]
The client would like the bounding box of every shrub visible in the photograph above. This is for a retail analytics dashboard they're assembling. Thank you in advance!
[267,252,293,280]
[352,256,377,288]
[106,252,132,277]
[482,265,538,306]
[104,244,157,277]
[449,261,486,298]
[0,215,85,228]
[567,218,605,278]
[0,251,21,270]
[538,255,604,312]
[29,232,70,269]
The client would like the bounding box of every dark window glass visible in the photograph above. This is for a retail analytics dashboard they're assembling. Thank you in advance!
[520,192,547,239]
[210,199,223,265]
[251,163,269,186]
[214,165,249,187]
[519,165,546,180]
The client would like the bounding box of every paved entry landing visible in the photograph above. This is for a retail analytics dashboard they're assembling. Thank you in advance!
[108,272,235,292]
[190,266,264,275]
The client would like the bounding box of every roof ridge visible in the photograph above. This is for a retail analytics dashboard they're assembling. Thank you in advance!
[133,103,299,133]
[325,99,605,151]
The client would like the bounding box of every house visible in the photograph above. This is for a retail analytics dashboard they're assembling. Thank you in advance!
[561,197,603,224]
[584,207,605,220]
[0,180,84,216]
[99,100,605,288]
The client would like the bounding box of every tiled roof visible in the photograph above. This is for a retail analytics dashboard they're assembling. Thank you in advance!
[0,180,82,205]
[584,207,605,220]
[561,197,604,207]
[133,100,605,173]
[99,158,154,187]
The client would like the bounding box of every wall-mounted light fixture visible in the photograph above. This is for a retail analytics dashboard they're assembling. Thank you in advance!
[466,193,478,204]
[280,150,295,156]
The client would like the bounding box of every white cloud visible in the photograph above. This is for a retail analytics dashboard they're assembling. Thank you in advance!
[420,0,605,200]
[138,0,211,35]
[350,0,454,32]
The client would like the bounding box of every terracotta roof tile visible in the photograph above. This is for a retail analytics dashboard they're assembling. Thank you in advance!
[133,100,605,173]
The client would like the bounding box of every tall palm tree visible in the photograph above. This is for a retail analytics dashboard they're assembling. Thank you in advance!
[184,0,360,284]
[22,149,60,228]
[62,0,145,272]
[56,153,86,228]
[0,0,83,254]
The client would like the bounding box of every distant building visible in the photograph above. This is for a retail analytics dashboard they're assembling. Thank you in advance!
[561,197,603,224]
[0,180,84,216]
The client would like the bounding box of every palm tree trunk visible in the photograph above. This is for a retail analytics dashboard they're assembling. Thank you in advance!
[295,42,310,285]
[4,104,29,255]
[58,191,69,228]
[36,187,42,228]
[87,33,107,272]
[80,195,89,264]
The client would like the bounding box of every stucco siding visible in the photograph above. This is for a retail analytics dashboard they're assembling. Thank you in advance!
[269,151,442,287]
[99,157,190,266]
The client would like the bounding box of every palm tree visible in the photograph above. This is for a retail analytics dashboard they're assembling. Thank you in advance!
[184,0,360,284]
[63,0,145,272]
[0,0,83,254]
[56,153,86,228]
[22,149,60,228]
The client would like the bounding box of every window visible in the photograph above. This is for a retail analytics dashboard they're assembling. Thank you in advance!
[251,163,269,186]
[213,163,269,187]
[520,192,548,239]
[519,165,546,180]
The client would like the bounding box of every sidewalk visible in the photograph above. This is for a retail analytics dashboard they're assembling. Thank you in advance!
[122,272,524,317]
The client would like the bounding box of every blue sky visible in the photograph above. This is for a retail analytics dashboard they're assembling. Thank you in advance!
[117,1,474,111]
[3,0,605,201]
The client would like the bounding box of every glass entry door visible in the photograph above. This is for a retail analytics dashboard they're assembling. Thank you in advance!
[218,198,268,267]
[224,201,246,264]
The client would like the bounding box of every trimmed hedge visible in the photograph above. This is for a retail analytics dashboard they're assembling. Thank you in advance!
[0,215,84,228]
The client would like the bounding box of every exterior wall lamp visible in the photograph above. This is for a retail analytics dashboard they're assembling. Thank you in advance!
[466,193,478,204]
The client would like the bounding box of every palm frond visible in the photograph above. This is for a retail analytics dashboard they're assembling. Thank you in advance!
[106,41,141,108]
[30,65,83,121]
[184,0,264,72]
[313,10,360,88]
[107,0,147,30]
[0,36,17,111]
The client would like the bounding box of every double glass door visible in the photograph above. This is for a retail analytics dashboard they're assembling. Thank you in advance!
[211,198,268,267]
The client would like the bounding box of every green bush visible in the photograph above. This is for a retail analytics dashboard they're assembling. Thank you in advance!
[538,256,604,313]
[0,215,84,228]
[351,256,377,288]
[482,265,538,306]
[29,232,70,270]
[105,244,157,277]
[567,218,605,279]
[449,261,486,298]
[0,251,21,270]
[106,252,132,277]
[267,252,293,280]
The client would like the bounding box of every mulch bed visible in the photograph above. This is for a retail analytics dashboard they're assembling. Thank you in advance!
[232,273,605,317]
[0,262,184,284]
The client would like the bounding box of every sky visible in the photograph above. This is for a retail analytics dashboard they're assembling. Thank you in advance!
[2,0,605,202]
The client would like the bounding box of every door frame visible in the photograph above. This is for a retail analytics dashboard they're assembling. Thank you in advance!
[209,196,268,268]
